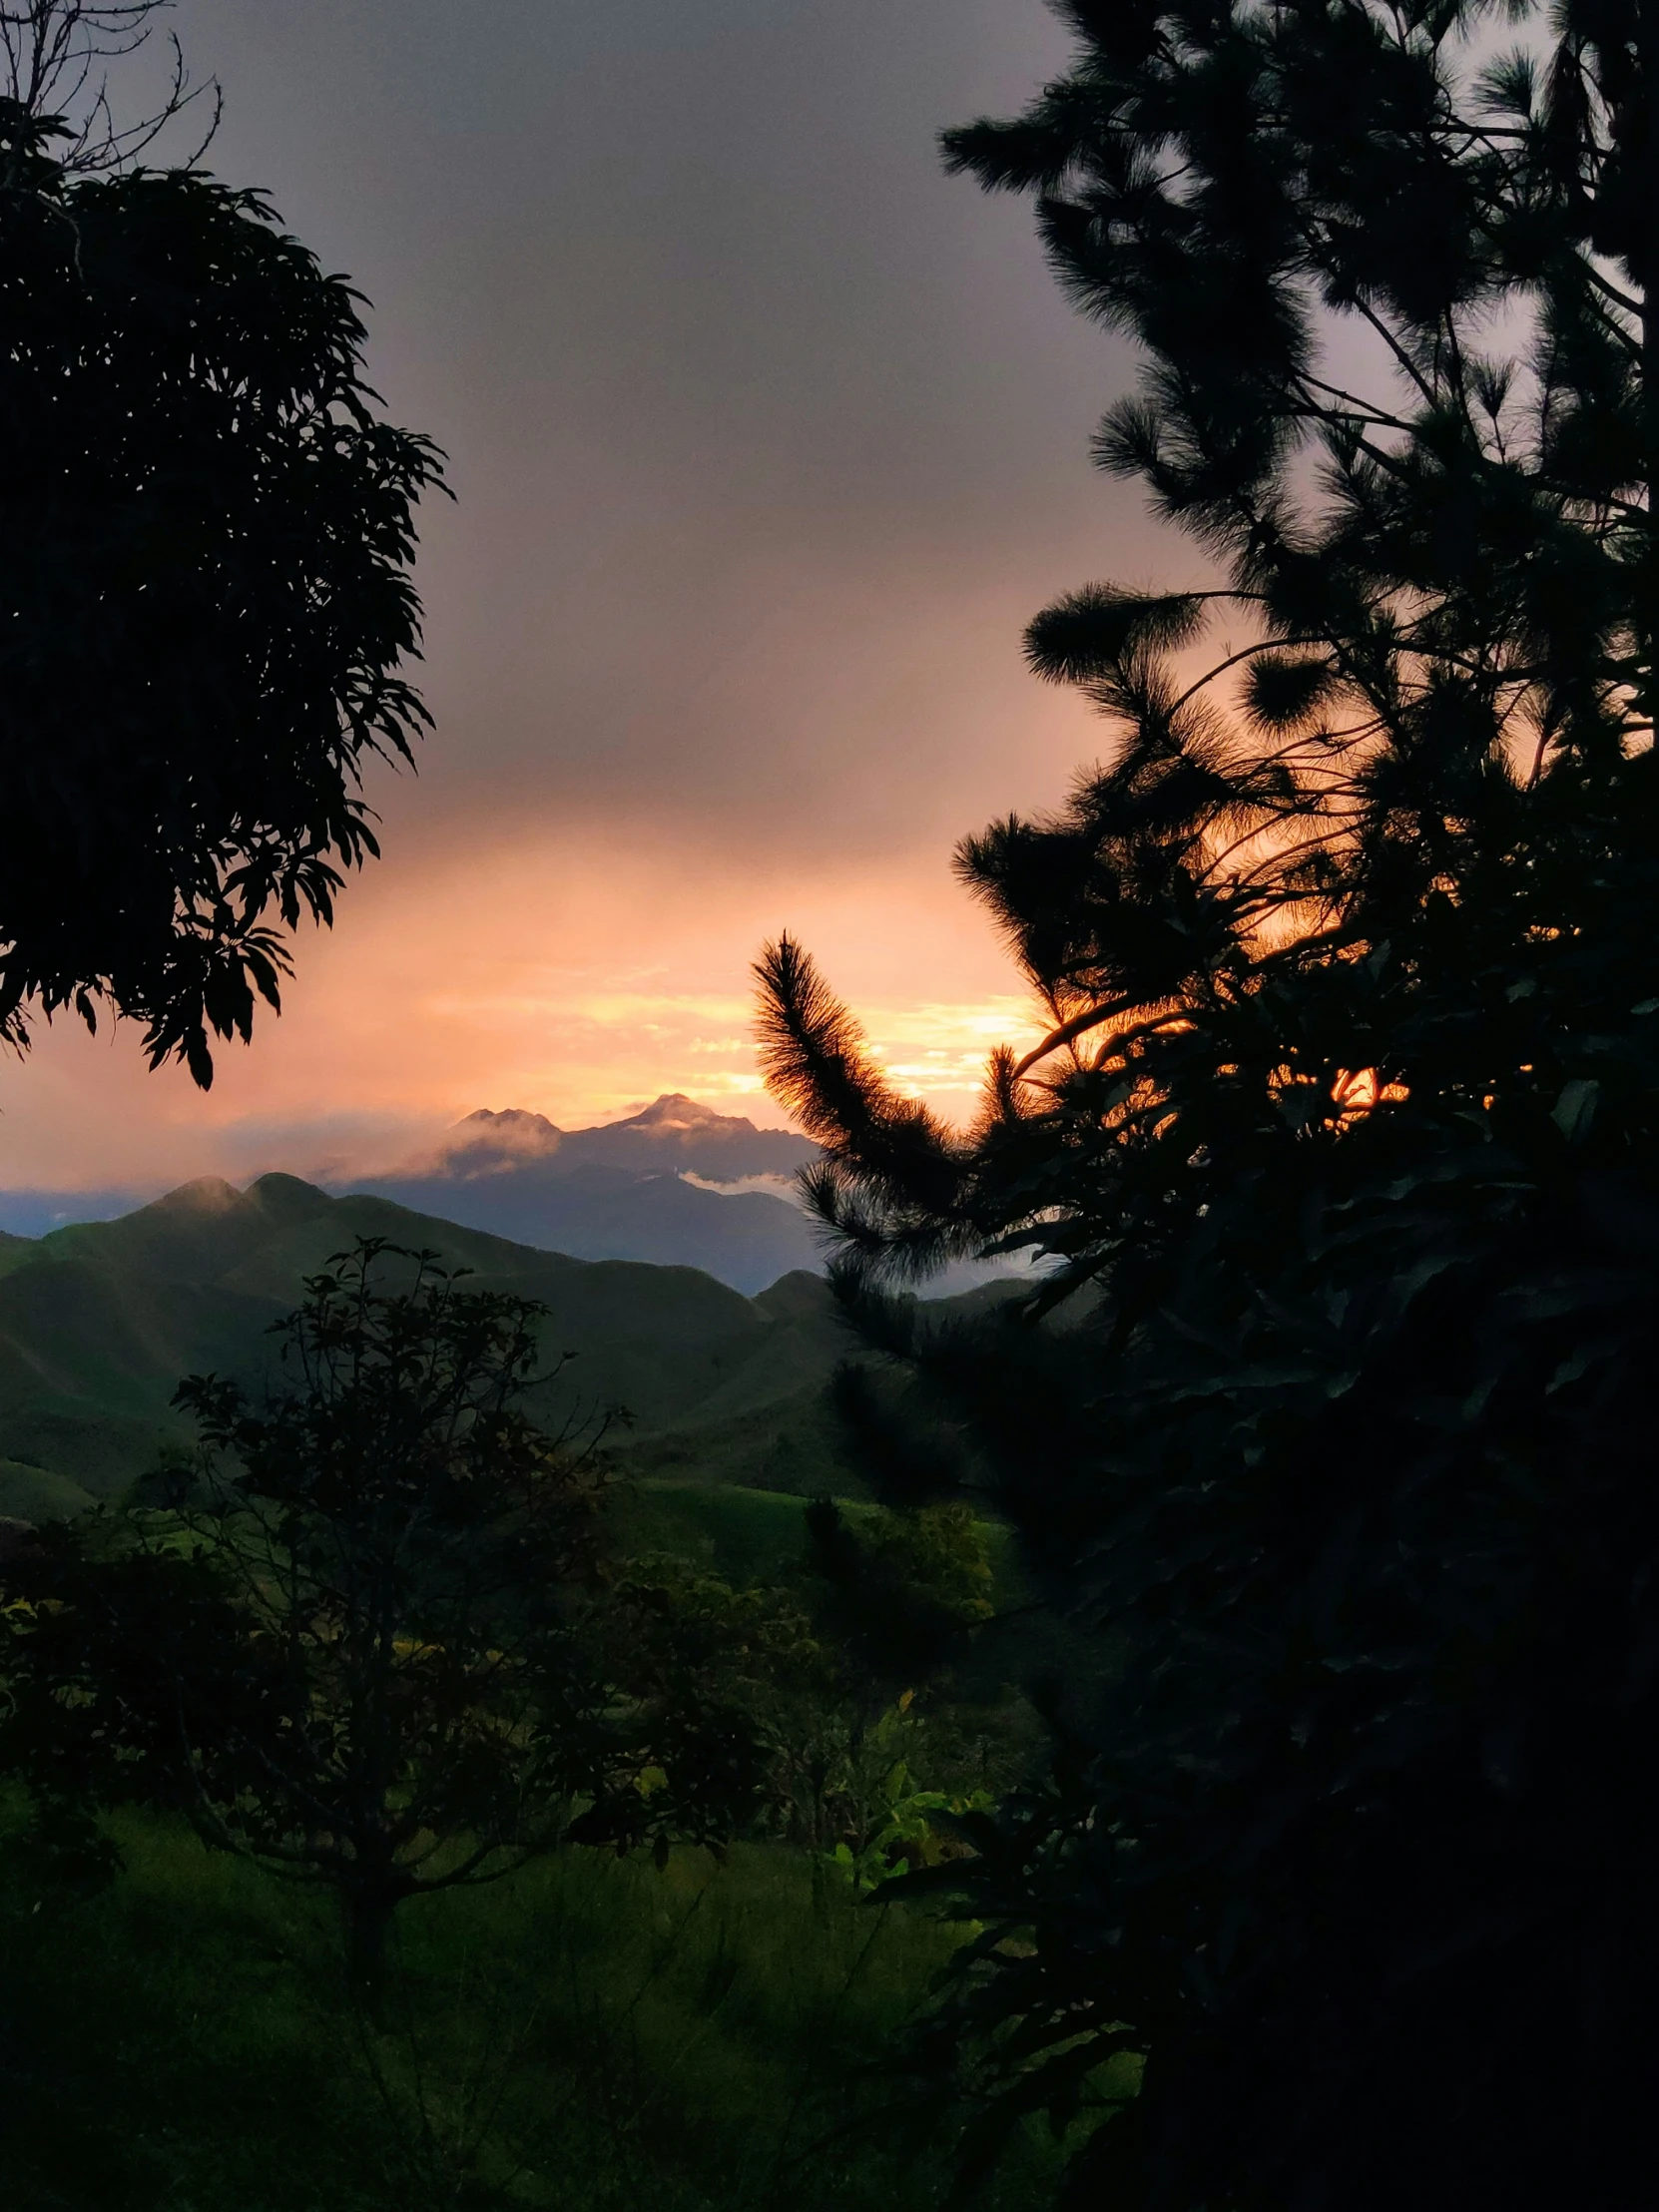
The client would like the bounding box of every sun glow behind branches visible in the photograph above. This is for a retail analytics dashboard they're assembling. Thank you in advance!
[424,983,1042,1108]
[0,833,1050,1190]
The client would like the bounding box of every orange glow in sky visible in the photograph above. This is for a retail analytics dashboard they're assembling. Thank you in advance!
[1,1,1145,1200]
[0,830,1049,1191]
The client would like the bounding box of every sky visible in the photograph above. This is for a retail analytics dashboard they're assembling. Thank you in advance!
[3,0,1175,1197]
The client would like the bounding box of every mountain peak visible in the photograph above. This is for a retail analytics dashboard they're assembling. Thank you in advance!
[435,1109,565,1171]
[455,1108,562,1141]
[247,1172,334,1225]
[618,1093,742,1131]
[151,1176,244,1214]
[350,1095,821,1288]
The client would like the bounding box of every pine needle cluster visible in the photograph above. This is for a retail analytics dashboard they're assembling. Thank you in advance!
[757,4,1659,2203]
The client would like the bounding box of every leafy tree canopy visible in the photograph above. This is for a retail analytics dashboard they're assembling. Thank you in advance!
[2,1242,606,2006]
[0,92,441,1083]
[758,2,1659,2204]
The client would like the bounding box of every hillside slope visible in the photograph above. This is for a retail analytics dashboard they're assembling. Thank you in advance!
[0,1175,861,1517]
[350,1161,822,1294]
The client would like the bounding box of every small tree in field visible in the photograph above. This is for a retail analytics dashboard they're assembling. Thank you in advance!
[156,1240,607,2006]
[1,1241,821,1993]
[757,2,1659,2204]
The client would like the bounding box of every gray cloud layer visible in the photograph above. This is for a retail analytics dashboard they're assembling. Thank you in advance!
[0,3,1190,1196]
[192,0,1155,865]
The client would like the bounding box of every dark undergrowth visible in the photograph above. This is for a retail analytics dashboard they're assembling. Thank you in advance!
[0,1812,1061,2212]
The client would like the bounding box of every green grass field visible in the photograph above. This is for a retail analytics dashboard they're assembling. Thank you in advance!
[609,1476,830,1584]
[0,1812,1059,2212]
[616,1477,1029,1594]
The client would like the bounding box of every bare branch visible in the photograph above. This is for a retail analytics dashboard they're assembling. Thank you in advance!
[0,0,219,172]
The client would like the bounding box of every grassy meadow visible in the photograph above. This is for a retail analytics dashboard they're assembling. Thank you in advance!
[0,1810,1060,2212]
[0,1183,1073,2206]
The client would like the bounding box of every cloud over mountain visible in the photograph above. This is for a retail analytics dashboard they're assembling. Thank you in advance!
[411,1094,818,1182]
[343,1096,823,1294]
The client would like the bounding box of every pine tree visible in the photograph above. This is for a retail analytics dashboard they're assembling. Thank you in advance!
[758,4,1659,2203]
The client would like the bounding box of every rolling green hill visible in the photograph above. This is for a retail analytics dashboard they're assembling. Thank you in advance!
[0,1172,867,1521]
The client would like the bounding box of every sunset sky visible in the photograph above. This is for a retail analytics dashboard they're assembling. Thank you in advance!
[4,0,1174,1196]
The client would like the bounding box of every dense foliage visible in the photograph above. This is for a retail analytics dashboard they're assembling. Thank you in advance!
[758,2,1659,2204]
[564,1488,1010,1874]
[0,100,441,1082]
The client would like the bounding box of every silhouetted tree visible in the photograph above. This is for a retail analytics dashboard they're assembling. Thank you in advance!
[0,1514,279,1891]
[802,1484,992,1705]
[175,1243,616,2006]
[758,3,1659,2204]
[2,1,221,174]
[0,13,441,1083]
[0,1242,611,2009]
[569,1560,828,1861]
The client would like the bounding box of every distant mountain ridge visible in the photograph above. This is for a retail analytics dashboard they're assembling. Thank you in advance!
[344,1095,823,1295]
[422,1095,818,1183]
[0,1098,1013,1300]
[0,1171,864,1521]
